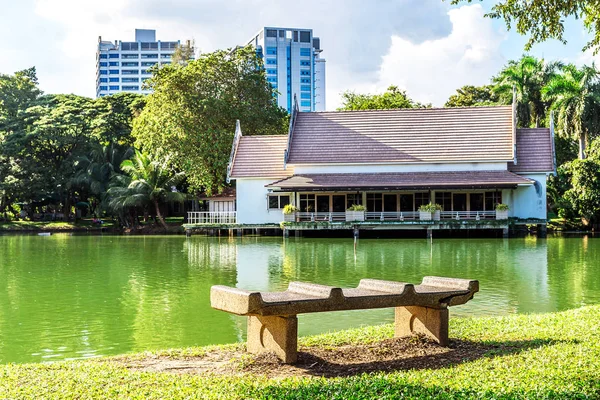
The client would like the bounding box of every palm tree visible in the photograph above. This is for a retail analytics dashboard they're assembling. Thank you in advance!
[542,64,600,159]
[107,151,186,230]
[493,55,562,127]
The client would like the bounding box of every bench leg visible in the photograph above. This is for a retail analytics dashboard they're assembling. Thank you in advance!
[395,306,449,346]
[247,315,298,363]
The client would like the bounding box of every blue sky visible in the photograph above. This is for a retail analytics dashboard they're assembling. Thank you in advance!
[0,0,596,109]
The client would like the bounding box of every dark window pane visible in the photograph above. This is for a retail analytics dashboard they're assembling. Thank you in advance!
[280,196,290,208]
[268,196,279,209]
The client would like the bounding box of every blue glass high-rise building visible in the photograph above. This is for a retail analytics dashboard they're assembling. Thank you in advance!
[246,27,326,112]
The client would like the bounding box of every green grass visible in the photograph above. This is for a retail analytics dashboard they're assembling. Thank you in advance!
[1,306,600,399]
[0,219,117,231]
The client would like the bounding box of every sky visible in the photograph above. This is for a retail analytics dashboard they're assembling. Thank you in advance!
[0,0,597,109]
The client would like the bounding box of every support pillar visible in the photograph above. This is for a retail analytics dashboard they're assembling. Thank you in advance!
[395,306,449,346]
[228,229,233,237]
[353,227,360,239]
[295,230,301,238]
[247,315,298,363]
[426,227,433,239]
[283,228,289,238]
[237,229,242,237]
[537,224,547,238]
[185,229,192,237]
[502,227,509,238]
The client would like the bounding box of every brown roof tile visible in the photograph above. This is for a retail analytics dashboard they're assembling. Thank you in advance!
[230,135,293,178]
[509,128,554,173]
[267,171,532,191]
[287,106,514,164]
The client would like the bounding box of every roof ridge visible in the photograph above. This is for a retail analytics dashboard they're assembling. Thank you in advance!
[304,105,512,114]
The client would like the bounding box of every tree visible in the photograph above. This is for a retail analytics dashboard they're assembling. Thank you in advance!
[172,40,196,66]
[338,85,430,110]
[493,55,561,127]
[449,0,600,53]
[445,85,499,107]
[107,151,186,231]
[561,158,600,224]
[542,64,600,159]
[133,46,288,196]
[92,93,145,146]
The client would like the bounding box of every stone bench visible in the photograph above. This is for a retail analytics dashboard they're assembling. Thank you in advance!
[210,276,479,363]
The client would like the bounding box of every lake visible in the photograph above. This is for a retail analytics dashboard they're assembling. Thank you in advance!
[1,234,599,364]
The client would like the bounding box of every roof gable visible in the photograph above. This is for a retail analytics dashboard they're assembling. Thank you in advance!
[509,128,554,173]
[287,106,515,165]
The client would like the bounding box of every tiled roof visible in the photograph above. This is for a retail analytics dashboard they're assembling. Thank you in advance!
[229,135,293,178]
[266,171,533,190]
[287,106,514,164]
[509,128,554,173]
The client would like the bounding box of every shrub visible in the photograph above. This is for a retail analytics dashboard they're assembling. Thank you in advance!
[346,204,366,212]
[418,203,440,212]
[282,204,298,215]
[495,203,510,211]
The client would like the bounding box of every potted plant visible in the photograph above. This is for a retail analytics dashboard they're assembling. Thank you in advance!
[495,203,509,220]
[418,203,438,221]
[346,204,366,222]
[434,203,442,221]
[283,204,298,222]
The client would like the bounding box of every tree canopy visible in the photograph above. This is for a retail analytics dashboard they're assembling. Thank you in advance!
[132,46,288,196]
[450,0,600,53]
[444,85,499,107]
[338,85,430,110]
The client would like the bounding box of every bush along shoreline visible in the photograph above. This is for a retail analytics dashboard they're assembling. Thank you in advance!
[1,306,599,399]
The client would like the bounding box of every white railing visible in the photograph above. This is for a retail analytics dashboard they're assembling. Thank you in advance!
[366,211,420,221]
[440,211,496,220]
[187,212,237,224]
[295,212,347,222]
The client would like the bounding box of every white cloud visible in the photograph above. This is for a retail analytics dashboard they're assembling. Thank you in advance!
[372,4,507,107]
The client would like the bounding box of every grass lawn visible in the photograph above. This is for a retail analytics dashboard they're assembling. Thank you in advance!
[1,306,599,399]
[0,219,116,231]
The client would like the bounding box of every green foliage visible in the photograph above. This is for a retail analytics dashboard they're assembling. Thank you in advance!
[418,203,440,212]
[495,203,509,211]
[450,0,600,54]
[346,204,366,211]
[561,156,600,223]
[132,46,288,196]
[282,204,298,215]
[338,85,430,110]
[1,306,600,399]
[444,85,499,107]
[171,40,196,66]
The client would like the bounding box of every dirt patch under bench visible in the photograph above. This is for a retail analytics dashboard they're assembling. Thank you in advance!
[120,335,509,379]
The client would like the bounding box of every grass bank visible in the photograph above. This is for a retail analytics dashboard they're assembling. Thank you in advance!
[0,220,115,232]
[1,306,599,399]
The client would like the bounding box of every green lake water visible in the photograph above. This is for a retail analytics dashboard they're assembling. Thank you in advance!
[1,234,599,364]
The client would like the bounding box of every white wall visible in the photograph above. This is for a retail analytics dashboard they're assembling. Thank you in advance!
[509,173,548,219]
[236,178,284,224]
[292,162,509,174]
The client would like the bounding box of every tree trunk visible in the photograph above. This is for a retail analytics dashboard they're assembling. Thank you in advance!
[579,132,586,160]
[154,200,168,231]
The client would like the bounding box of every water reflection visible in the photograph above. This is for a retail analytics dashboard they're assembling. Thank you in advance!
[0,234,599,364]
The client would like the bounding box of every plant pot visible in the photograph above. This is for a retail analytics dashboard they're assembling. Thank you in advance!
[433,210,441,221]
[419,211,433,221]
[496,210,509,220]
[283,213,296,222]
[346,211,365,222]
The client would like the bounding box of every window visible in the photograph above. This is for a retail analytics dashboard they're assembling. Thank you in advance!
[300,31,311,43]
[485,192,502,211]
[121,42,138,51]
[300,48,311,56]
[266,58,277,65]
[122,85,139,90]
[266,47,277,55]
[121,70,138,75]
[300,78,311,83]
[161,42,178,50]
[346,194,362,209]
[293,31,299,42]
[366,193,382,212]
[160,54,172,59]
[99,54,108,59]
[300,60,311,66]
[99,85,107,90]
[121,62,138,67]
[109,61,119,66]
[141,54,158,59]
[141,61,157,66]
[436,192,452,212]
[109,85,119,90]
[99,62,107,67]
[266,69,277,75]
[109,53,119,59]
[268,195,290,209]
[109,77,119,82]
[301,101,311,107]
[122,77,139,83]
[300,69,311,76]
[99,70,107,75]
[109,70,119,75]
[300,93,311,99]
[301,85,311,91]
[141,70,152,75]
[122,54,139,59]
[299,194,315,212]
[266,29,277,37]
[161,61,171,65]
[99,78,108,83]
[415,193,430,209]
[141,42,159,50]
[267,77,277,83]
